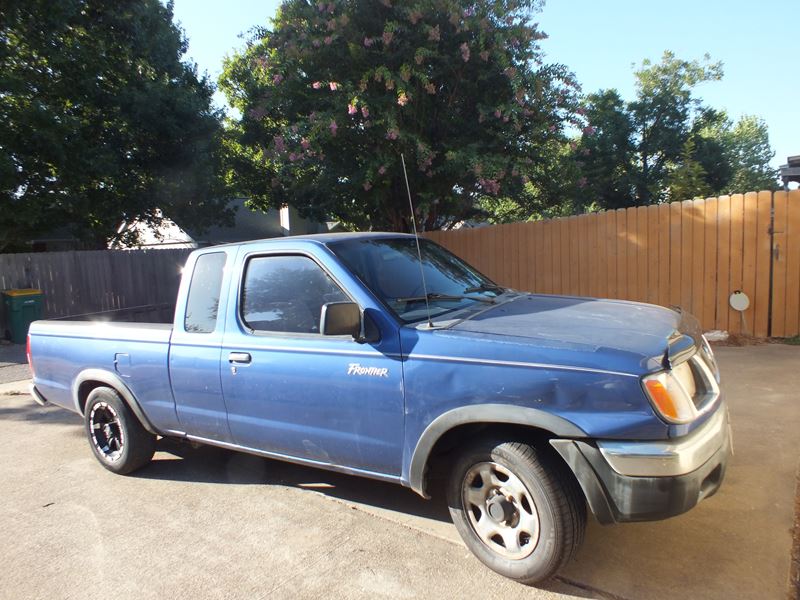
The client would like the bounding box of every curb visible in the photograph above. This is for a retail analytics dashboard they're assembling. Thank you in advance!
[0,379,32,395]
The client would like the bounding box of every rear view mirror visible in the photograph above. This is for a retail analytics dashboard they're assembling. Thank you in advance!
[320,302,361,338]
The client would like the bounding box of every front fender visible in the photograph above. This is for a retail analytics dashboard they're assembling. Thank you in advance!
[406,404,586,497]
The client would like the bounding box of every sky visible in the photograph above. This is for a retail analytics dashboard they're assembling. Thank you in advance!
[171,0,798,170]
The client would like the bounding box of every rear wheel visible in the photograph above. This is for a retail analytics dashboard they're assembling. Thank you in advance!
[84,387,155,474]
[446,439,586,585]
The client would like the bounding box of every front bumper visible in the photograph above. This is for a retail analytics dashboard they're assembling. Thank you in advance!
[551,404,732,524]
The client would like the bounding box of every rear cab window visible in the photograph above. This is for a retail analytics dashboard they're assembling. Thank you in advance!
[184,252,227,333]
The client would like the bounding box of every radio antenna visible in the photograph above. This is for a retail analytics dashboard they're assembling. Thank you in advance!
[400,153,433,328]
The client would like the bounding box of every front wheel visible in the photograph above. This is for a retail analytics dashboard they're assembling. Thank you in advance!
[84,387,156,474]
[446,439,586,585]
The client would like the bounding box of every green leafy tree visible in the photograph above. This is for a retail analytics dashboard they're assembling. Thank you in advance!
[666,137,711,201]
[0,0,231,251]
[573,89,636,210]
[571,53,778,209]
[724,115,778,192]
[219,0,581,231]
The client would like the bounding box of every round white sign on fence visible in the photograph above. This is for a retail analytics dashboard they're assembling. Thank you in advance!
[729,290,750,312]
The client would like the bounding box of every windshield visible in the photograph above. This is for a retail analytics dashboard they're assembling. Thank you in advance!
[329,237,504,323]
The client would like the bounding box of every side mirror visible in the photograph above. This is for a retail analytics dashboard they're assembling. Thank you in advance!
[320,302,361,338]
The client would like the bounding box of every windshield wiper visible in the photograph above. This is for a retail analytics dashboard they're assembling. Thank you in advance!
[463,283,505,294]
[395,292,496,304]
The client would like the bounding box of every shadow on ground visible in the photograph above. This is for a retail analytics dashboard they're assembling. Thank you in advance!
[146,437,455,525]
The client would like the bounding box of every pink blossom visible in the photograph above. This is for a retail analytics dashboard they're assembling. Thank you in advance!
[382,31,393,45]
[378,165,386,175]
[363,181,372,191]
[494,109,501,118]
[408,10,422,24]
[272,73,283,85]
[348,103,357,115]
[301,138,310,149]
[504,67,516,78]
[317,2,325,11]
[312,81,322,89]
[364,37,374,47]
[463,7,476,17]
[386,128,399,140]
[273,135,285,152]
[480,50,489,61]
[324,36,333,45]
[329,120,338,135]
[289,153,298,162]
[329,81,338,91]
[361,106,370,118]
[312,39,321,48]
[583,125,596,136]
[548,125,556,133]
[425,83,436,94]
[428,25,440,42]
[569,141,578,151]
[502,115,509,123]
[327,2,334,12]
[397,93,408,106]
[576,107,587,116]
[460,42,470,62]
[577,177,588,188]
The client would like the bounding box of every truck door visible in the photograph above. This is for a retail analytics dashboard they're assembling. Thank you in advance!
[220,251,404,478]
[169,250,232,441]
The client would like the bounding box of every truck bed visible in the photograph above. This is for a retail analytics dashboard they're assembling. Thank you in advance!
[29,320,176,428]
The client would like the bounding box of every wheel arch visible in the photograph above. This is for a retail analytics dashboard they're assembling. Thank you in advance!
[72,369,159,435]
[407,404,586,498]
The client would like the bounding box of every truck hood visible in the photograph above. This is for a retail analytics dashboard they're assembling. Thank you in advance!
[449,294,701,374]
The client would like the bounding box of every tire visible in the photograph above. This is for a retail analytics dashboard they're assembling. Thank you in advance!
[446,438,586,585]
[83,386,156,475]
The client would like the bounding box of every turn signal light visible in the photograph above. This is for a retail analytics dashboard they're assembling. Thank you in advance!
[644,379,679,421]
[642,370,696,424]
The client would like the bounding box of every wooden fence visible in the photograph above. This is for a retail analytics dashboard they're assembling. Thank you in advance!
[427,190,800,338]
[0,249,192,330]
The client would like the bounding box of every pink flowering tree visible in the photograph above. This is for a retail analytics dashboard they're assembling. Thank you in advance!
[220,0,582,230]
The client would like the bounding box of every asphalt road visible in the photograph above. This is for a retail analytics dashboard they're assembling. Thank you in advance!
[1,345,798,600]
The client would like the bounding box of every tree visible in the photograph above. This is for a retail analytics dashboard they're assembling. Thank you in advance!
[628,51,723,204]
[724,115,778,193]
[219,0,582,231]
[0,0,232,251]
[570,52,778,209]
[665,137,710,201]
[573,89,635,210]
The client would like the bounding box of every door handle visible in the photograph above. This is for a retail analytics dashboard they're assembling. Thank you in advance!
[228,352,252,364]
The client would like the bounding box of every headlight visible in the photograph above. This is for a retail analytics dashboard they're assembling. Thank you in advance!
[642,363,697,424]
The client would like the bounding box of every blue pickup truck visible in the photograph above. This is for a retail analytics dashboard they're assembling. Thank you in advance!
[27,232,731,585]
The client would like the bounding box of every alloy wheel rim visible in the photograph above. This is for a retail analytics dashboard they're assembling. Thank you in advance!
[461,461,540,559]
[89,402,124,462]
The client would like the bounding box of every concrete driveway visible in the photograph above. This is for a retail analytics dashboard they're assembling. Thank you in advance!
[1,345,798,600]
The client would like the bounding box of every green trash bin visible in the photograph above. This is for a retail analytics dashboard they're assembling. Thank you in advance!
[2,289,44,344]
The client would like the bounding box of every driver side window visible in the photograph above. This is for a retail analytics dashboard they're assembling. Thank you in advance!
[241,255,348,334]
